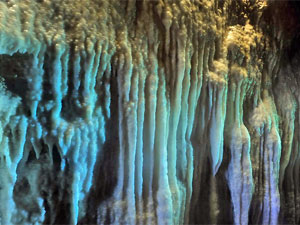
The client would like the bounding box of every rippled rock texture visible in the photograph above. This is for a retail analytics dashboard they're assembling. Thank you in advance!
[0,0,300,224]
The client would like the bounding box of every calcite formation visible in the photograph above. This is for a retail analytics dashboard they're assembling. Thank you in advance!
[0,0,299,224]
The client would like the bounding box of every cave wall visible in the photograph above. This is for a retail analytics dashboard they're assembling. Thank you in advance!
[0,0,299,224]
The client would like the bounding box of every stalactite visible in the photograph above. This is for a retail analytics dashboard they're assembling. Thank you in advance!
[0,0,300,224]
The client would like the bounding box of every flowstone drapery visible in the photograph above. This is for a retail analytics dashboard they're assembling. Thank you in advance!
[0,0,300,224]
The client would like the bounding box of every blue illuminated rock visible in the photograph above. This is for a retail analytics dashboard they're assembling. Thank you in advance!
[0,0,299,224]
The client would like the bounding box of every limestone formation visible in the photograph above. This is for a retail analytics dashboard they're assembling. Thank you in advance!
[0,0,300,224]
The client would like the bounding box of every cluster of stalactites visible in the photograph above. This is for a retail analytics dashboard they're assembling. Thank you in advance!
[1,0,298,225]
